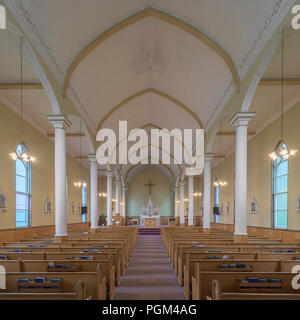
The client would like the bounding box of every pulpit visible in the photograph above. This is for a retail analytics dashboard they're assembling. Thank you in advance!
[144,218,157,228]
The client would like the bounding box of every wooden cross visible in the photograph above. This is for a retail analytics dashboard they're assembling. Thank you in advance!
[145,180,155,195]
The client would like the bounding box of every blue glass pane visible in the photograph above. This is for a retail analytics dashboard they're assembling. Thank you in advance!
[214,186,219,206]
[277,160,288,176]
[215,214,219,223]
[82,185,87,206]
[16,159,26,177]
[275,211,287,229]
[276,175,288,193]
[275,193,288,211]
[16,193,28,210]
[16,175,27,193]
[16,209,27,227]
[82,214,87,222]
[16,144,22,155]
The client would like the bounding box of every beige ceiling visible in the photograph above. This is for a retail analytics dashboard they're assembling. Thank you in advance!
[1,0,298,181]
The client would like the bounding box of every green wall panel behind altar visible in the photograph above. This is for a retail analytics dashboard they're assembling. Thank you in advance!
[127,167,173,217]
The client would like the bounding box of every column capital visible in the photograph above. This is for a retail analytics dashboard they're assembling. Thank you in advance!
[122,187,127,192]
[115,181,121,187]
[106,170,113,178]
[173,186,179,191]
[229,112,256,128]
[204,153,214,162]
[47,115,72,129]
[179,181,185,187]
[88,154,97,162]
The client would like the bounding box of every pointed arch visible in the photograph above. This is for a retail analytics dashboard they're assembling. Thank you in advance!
[63,7,240,96]
[98,88,203,130]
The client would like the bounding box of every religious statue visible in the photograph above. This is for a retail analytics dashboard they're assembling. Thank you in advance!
[0,190,7,212]
[44,197,52,214]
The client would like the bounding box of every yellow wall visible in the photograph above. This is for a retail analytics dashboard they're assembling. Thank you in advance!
[127,167,172,217]
[211,100,300,230]
[0,101,90,230]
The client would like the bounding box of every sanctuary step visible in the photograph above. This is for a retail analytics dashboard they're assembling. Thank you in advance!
[138,228,161,235]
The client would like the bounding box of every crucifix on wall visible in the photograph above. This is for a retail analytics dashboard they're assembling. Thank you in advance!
[145,180,155,196]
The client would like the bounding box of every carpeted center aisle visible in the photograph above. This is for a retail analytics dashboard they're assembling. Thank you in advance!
[114,234,186,300]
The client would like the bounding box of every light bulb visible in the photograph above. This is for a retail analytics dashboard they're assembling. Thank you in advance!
[268,152,277,161]
[10,152,18,161]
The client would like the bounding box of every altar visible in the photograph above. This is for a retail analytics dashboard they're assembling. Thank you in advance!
[140,199,160,228]
[144,218,157,228]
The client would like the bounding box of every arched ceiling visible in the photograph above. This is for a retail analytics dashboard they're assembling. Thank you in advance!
[125,164,175,184]
[68,15,233,132]
[1,0,297,181]
[5,0,292,135]
[99,89,202,131]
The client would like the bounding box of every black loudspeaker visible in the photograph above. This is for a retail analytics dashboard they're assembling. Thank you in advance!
[81,206,87,215]
[213,206,220,215]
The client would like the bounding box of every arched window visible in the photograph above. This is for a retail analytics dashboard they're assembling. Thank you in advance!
[214,178,219,223]
[15,143,31,227]
[82,180,87,222]
[272,142,288,229]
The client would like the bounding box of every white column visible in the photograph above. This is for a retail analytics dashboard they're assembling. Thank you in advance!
[179,182,185,225]
[122,187,127,217]
[188,176,194,226]
[115,181,121,214]
[106,171,113,226]
[48,115,71,237]
[89,155,98,229]
[174,187,179,218]
[230,112,255,236]
[203,154,214,230]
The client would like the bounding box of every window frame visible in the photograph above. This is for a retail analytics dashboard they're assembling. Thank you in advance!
[271,141,289,230]
[15,142,32,228]
[214,178,219,223]
[82,179,87,222]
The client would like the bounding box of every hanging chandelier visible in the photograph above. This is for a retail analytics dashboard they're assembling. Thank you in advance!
[268,29,297,161]
[214,179,228,187]
[10,37,36,163]
[193,192,202,197]
[214,119,227,187]
[74,120,87,188]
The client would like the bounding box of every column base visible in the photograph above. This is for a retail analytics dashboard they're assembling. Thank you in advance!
[202,228,211,234]
[90,228,98,235]
[55,235,68,243]
[233,234,248,242]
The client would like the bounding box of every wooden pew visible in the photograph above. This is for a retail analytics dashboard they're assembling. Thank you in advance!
[0,245,124,276]
[0,280,86,300]
[0,258,115,299]
[2,264,106,300]
[177,249,300,285]
[211,279,300,300]
[191,266,300,300]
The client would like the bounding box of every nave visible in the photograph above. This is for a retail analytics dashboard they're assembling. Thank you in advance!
[1,0,300,303]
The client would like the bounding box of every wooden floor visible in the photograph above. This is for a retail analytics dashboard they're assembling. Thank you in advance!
[114,234,186,300]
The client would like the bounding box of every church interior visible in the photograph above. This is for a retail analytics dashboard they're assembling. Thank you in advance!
[0,0,300,301]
